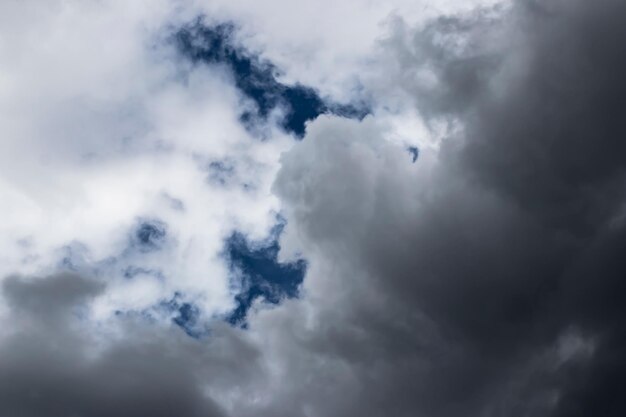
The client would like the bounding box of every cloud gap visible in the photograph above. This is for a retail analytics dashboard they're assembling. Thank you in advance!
[174,18,369,137]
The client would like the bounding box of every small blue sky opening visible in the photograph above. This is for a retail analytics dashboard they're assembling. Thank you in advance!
[161,292,203,337]
[224,221,306,326]
[408,146,419,163]
[133,219,167,252]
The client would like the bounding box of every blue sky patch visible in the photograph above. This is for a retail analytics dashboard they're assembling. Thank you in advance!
[132,219,167,252]
[161,293,202,337]
[175,19,369,137]
[224,224,306,325]
[113,294,203,338]
[408,146,419,163]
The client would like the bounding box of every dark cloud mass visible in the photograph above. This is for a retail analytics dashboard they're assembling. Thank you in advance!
[443,2,626,413]
[3,0,626,416]
[271,0,626,415]
[0,273,257,417]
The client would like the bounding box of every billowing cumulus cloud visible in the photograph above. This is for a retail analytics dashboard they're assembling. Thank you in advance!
[1,0,626,416]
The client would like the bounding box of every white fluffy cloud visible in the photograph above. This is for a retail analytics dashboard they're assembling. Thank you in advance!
[0,0,292,318]
[0,0,499,324]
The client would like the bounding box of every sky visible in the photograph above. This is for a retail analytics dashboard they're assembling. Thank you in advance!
[1,0,626,416]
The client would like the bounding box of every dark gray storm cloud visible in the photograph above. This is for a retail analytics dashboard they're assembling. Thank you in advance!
[3,1,626,416]
[426,2,626,413]
[0,273,253,417]
[271,0,626,415]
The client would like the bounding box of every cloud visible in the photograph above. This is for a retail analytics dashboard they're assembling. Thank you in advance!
[190,0,502,101]
[2,0,626,416]
[0,0,294,321]
[0,273,258,417]
[265,1,626,415]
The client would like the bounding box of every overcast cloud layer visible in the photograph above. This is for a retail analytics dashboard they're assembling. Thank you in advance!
[1,0,626,416]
